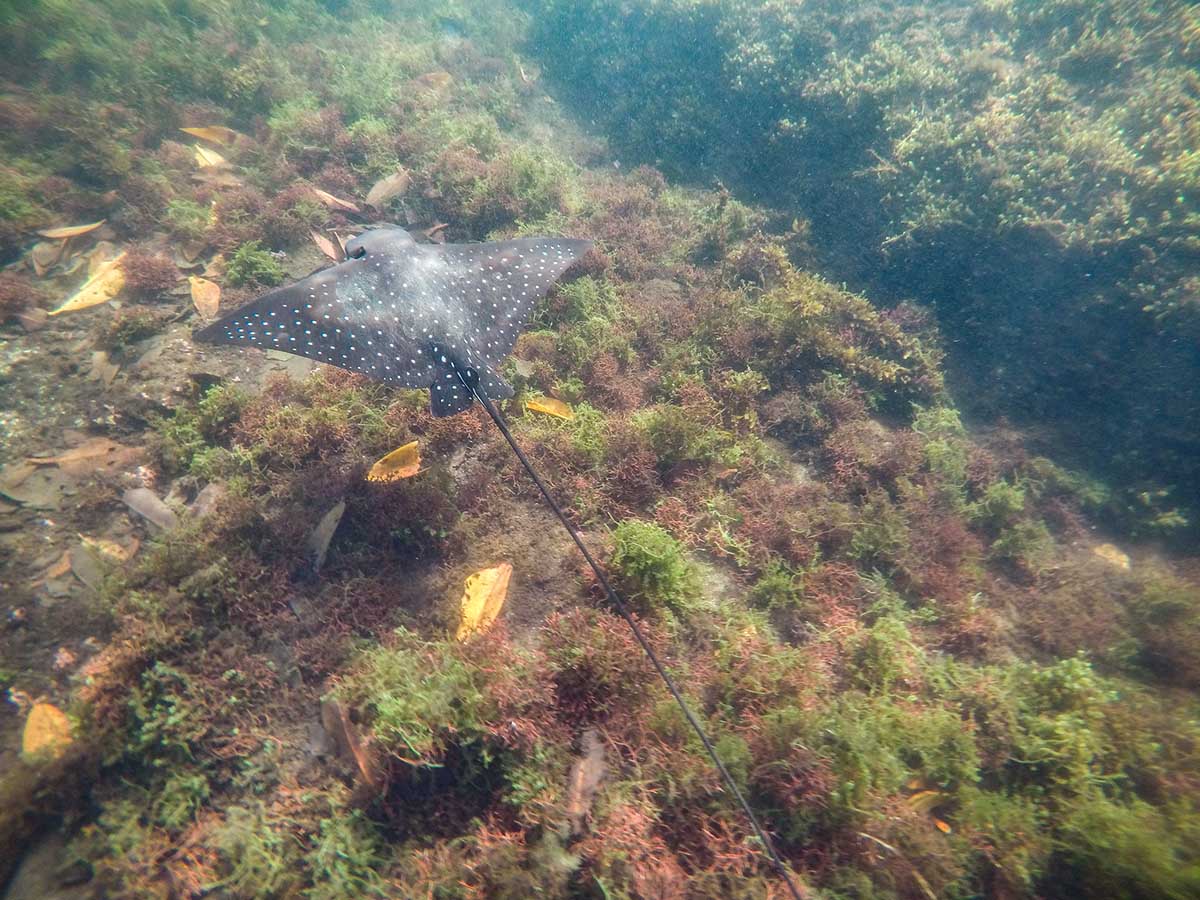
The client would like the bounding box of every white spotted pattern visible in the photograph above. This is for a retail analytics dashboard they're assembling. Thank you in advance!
[194,227,592,417]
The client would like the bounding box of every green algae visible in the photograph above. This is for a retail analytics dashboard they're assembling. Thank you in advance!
[0,2,1197,899]
[225,240,285,288]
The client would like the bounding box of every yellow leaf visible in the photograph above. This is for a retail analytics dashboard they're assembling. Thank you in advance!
[455,562,512,641]
[189,275,221,318]
[367,440,421,482]
[79,533,139,562]
[193,145,228,168]
[22,702,73,761]
[179,125,239,146]
[933,818,952,834]
[311,186,360,213]
[525,397,574,420]
[38,219,105,240]
[48,252,126,315]
[1092,542,1131,570]
[906,790,946,815]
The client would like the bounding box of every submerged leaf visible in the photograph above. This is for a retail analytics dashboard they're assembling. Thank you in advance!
[189,275,221,318]
[1092,542,1131,570]
[27,437,142,477]
[180,125,239,145]
[22,703,73,761]
[38,220,105,240]
[310,229,342,261]
[29,241,65,277]
[365,168,412,209]
[88,350,120,387]
[193,145,228,168]
[79,533,139,562]
[87,242,119,277]
[121,487,179,531]
[320,697,382,791]
[566,728,606,836]
[526,396,574,420]
[455,562,512,641]
[48,252,126,315]
[44,550,72,580]
[311,186,360,213]
[306,499,346,575]
[191,169,244,188]
[906,790,946,815]
[367,440,421,482]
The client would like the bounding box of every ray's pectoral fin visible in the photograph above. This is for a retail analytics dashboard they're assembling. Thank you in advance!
[477,365,514,401]
[431,352,513,418]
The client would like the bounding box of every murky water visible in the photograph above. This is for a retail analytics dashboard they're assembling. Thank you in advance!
[1,2,1197,898]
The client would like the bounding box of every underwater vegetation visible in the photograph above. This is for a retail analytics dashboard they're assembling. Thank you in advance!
[0,1,1197,899]
[527,0,1200,540]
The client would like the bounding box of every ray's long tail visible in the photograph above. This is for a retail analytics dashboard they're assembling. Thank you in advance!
[459,367,806,900]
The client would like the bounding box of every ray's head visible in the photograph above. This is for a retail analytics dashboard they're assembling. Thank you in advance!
[344,226,414,259]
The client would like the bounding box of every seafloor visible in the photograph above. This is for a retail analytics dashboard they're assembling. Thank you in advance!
[1,2,1198,899]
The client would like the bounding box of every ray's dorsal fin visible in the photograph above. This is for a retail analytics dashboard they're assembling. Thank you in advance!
[193,227,591,415]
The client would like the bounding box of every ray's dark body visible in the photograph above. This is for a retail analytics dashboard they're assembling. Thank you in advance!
[194,227,591,415]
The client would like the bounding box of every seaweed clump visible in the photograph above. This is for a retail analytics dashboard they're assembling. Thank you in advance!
[225,241,285,288]
[120,247,178,300]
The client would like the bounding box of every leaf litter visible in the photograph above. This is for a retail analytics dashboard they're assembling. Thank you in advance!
[455,562,512,641]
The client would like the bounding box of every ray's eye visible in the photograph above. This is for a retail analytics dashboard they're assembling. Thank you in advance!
[350,246,367,259]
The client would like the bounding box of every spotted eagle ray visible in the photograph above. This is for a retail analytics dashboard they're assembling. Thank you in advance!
[193,226,804,898]
[194,226,591,416]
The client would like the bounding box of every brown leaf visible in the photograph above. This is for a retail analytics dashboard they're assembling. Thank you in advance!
[179,240,206,264]
[310,186,360,213]
[0,462,73,510]
[320,697,383,790]
[27,436,143,478]
[16,308,49,332]
[44,550,72,580]
[70,541,105,591]
[310,230,342,261]
[38,220,105,240]
[88,350,120,387]
[87,242,119,277]
[29,241,64,277]
[188,275,221,318]
[365,168,412,209]
[566,729,606,835]
[121,487,179,531]
[191,170,244,188]
[202,253,226,278]
[306,499,346,575]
